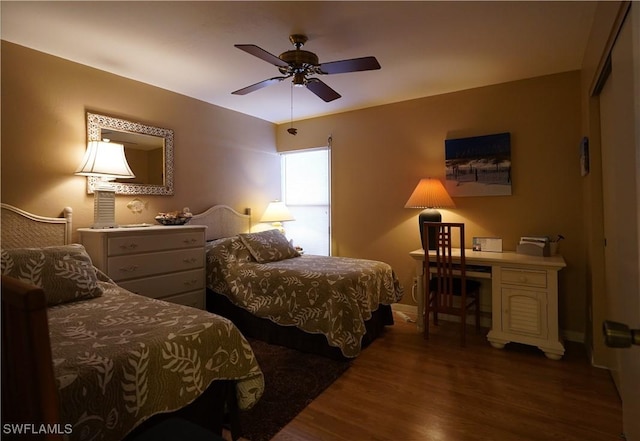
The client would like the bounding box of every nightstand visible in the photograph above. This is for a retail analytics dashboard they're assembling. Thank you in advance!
[78,225,207,309]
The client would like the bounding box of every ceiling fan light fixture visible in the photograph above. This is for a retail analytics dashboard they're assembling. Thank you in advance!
[293,72,306,87]
[233,34,380,102]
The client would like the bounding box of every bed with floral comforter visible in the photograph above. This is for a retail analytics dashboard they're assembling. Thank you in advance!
[1,242,264,441]
[205,230,404,358]
[49,280,263,440]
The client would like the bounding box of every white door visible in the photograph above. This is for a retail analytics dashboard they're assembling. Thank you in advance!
[599,5,640,440]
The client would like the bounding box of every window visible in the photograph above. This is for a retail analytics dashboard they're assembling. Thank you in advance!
[281,148,330,256]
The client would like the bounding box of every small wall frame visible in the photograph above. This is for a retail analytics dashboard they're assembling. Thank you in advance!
[580,136,590,177]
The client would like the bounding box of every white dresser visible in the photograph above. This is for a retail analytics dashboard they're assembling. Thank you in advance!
[79,225,207,309]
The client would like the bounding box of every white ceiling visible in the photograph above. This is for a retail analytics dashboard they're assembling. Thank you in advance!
[1,1,597,124]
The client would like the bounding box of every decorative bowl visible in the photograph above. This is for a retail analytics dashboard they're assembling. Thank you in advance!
[154,215,192,226]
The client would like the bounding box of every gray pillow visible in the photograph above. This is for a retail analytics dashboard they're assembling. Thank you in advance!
[1,244,104,306]
[238,229,300,263]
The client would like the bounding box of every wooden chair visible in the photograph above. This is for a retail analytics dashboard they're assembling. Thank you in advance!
[423,222,481,346]
[1,275,62,440]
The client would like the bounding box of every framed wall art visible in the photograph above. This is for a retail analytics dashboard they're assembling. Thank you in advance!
[580,136,590,177]
[444,132,512,197]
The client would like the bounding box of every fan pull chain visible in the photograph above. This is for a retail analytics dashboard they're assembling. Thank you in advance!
[288,82,297,135]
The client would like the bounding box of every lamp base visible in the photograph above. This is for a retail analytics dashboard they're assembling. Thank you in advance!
[271,221,286,235]
[419,209,441,250]
[92,187,117,229]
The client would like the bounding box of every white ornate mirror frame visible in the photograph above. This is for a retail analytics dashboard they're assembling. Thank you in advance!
[85,112,174,196]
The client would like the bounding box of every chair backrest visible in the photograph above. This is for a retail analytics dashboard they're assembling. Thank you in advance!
[423,222,468,301]
[1,275,62,440]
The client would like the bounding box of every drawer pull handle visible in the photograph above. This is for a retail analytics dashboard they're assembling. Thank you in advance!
[184,279,198,286]
[119,265,139,273]
[119,243,139,250]
[183,238,197,244]
[183,258,198,264]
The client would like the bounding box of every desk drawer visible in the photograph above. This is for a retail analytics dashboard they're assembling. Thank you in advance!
[108,248,204,281]
[118,269,204,299]
[108,231,204,256]
[501,268,547,288]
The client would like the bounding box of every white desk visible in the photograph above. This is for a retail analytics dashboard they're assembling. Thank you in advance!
[410,249,567,359]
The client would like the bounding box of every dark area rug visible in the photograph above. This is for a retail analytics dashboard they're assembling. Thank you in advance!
[238,339,351,441]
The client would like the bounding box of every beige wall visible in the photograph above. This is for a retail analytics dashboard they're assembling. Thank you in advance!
[277,71,586,337]
[1,40,592,339]
[1,41,282,242]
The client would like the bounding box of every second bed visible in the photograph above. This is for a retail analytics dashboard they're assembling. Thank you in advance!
[192,205,404,359]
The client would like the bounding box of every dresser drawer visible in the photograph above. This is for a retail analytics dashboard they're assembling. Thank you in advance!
[107,248,204,281]
[501,268,547,288]
[108,231,204,256]
[117,269,205,299]
[163,291,205,310]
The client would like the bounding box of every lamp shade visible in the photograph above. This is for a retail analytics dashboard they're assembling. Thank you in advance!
[405,178,455,250]
[75,141,135,179]
[260,201,295,223]
[404,178,455,209]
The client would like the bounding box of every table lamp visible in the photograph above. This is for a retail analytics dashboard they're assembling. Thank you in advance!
[404,177,455,249]
[260,201,295,234]
[75,140,135,228]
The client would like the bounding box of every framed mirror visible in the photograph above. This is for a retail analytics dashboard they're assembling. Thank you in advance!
[86,112,174,195]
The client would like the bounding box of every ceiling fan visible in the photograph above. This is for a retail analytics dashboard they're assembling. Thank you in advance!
[232,34,381,102]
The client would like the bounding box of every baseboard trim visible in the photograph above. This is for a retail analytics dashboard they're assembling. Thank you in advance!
[392,304,585,343]
[392,303,417,315]
[562,330,584,344]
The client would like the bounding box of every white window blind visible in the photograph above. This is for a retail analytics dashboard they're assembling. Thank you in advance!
[281,148,330,256]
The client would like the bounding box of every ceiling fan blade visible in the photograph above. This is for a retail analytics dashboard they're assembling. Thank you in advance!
[235,44,289,68]
[232,77,287,95]
[306,78,341,102]
[318,56,381,75]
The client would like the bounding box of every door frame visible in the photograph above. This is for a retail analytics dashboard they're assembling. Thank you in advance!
[591,3,640,439]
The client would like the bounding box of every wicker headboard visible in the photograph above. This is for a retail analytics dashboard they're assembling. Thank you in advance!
[191,205,251,241]
[1,204,73,249]
[1,204,71,433]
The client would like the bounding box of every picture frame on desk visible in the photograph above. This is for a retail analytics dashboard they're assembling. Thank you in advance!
[472,237,503,252]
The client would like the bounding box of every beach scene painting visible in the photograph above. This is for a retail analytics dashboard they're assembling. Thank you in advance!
[444,132,512,197]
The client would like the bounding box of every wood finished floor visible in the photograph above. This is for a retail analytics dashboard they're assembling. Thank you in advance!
[267,311,622,441]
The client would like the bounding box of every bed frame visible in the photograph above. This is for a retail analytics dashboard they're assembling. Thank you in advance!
[191,204,251,241]
[192,204,394,360]
[1,204,70,439]
[0,204,238,440]
[0,204,73,249]
[1,276,63,441]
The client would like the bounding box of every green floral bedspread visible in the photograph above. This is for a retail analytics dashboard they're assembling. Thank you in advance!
[206,236,404,358]
[47,279,264,441]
